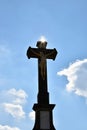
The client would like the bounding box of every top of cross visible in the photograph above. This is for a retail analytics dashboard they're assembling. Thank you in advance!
[36,36,47,49]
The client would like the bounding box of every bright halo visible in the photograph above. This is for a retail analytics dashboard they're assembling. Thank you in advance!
[39,36,47,42]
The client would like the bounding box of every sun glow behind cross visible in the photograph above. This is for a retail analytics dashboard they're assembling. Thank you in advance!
[36,36,47,48]
[39,36,47,43]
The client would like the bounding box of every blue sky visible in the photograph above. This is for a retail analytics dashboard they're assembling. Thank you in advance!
[0,0,87,130]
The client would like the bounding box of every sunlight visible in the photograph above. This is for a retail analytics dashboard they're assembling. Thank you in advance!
[39,36,47,43]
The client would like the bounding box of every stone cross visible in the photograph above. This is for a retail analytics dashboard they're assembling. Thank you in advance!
[27,40,57,104]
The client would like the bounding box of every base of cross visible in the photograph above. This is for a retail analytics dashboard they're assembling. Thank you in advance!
[32,103,56,130]
[37,92,49,104]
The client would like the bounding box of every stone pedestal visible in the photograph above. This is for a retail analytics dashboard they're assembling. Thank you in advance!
[33,104,56,130]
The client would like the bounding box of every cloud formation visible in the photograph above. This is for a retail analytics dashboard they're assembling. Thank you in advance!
[0,125,20,130]
[29,111,35,121]
[7,88,28,105]
[57,59,87,98]
[0,88,27,119]
[3,103,25,119]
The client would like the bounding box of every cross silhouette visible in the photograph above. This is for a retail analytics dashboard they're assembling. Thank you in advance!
[27,40,57,104]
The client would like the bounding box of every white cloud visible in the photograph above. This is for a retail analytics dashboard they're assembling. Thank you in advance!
[7,88,28,105]
[0,125,20,130]
[3,103,25,119]
[0,88,27,119]
[57,59,87,98]
[29,111,35,121]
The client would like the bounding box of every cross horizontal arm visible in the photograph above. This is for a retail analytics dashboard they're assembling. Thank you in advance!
[46,48,57,60]
[27,47,58,60]
[27,47,40,59]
